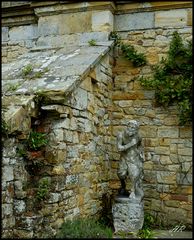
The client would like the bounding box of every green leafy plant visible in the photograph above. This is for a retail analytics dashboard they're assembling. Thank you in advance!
[22,64,49,79]
[138,228,156,239]
[137,213,156,239]
[33,67,49,78]
[22,64,33,76]
[36,178,50,201]
[17,148,27,158]
[110,31,147,67]
[109,31,121,45]
[120,43,147,67]
[139,31,192,125]
[56,218,113,238]
[6,82,21,92]
[27,131,48,150]
[88,39,97,46]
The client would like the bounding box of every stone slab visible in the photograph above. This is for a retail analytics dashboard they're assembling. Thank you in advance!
[155,9,187,28]
[9,24,38,41]
[2,42,113,97]
[115,12,154,31]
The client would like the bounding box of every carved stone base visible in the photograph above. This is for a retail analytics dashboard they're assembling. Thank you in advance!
[112,196,144,233]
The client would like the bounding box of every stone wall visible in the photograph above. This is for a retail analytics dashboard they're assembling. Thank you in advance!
[2,53,114,238]
[2,1,193,237]
[111,5,192,228]
[2,1,114,63]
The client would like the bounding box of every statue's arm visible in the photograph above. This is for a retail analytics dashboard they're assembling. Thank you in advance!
[124,138,138,150]
[117,133,138,152]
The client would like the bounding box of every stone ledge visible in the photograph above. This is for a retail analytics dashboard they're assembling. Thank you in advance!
[2,42,113,133]
[34,2,116,17]
[116,1,192,14]
[2,43,113,100]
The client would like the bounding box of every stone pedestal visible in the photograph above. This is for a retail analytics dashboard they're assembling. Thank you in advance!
[112,196,144,233]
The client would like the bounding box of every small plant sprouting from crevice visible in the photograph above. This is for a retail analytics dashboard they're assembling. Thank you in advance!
[36,178,50,201]
[17,147,27,158]
[6,82,21,92]
[109,31,147,67]
[22,64,33,77]
[22,64,49,79]
[27,131,48,151]
[88,39,97,46]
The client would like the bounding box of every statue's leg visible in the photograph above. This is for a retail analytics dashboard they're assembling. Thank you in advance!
[136,177,144,200]
[117,158,128,196]
[128,164,139,199]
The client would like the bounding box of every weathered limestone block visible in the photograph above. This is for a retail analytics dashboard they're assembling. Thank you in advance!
[2,166,14,182]
[158,127,179,138]
[38,12,92,36]
[139,126,158,138]
[70,88,88,110]
[156,171,176,184]
[2,27,9,42]
[178,147,192,156]
[187,9,192,26]
[41,104,68,114]
[176,173,192,185]
[155,9,187,28]
[9,25,38,41]
[3,105,31,134]
[115,12,154,31]
[112,197,144,232]
[14,200,26,214]
[92,10,113,32]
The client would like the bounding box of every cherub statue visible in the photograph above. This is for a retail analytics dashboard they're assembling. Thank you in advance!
[117,120,144,201]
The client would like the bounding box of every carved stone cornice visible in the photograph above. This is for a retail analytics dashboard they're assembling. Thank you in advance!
[1,1,192,27]
[1,1,115,27]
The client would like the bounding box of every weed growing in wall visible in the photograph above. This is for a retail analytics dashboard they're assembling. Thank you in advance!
[6,82,21,92]
[22,64,33,76]
[88,39,97,46]
[36,178,50,201]
[22,64,49,79]
[27,131,48,150]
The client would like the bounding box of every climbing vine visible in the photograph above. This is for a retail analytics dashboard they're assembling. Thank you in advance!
[109,31,147,67]
[110,31,192,125]
[139,31,192,125]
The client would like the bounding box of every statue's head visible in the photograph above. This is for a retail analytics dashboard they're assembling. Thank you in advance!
[125,120,140,136]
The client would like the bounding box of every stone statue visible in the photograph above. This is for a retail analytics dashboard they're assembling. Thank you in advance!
[117,120,144,201]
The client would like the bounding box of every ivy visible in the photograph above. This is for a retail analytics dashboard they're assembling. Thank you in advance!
[120,44,147,67]
[109,31,147,67]
[139,31,192,125]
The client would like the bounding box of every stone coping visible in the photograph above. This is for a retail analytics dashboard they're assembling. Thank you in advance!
[2,1,116,26]
[2,41,113,97]
[2,41,113,134]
